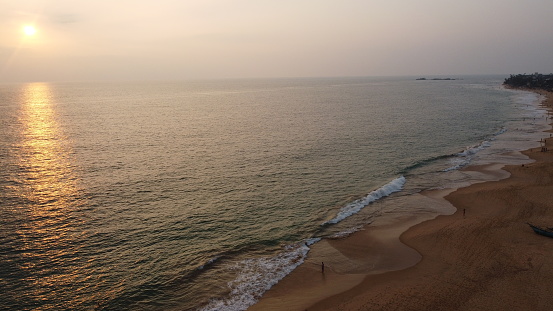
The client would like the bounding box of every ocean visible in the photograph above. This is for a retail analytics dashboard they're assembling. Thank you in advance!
[0,76,548,311]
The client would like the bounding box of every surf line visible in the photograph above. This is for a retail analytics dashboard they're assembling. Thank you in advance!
[322,176,406,226]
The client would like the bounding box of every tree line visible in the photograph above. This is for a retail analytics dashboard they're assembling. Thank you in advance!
[503,73,553,91]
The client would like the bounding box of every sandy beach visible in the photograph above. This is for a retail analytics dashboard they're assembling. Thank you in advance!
[249,89,553,311]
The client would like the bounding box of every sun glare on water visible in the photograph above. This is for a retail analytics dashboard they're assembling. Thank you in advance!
[23,25,37,36]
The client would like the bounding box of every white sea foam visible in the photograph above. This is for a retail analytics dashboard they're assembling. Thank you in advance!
[512,91,541,107]
[457,140,491,157]
[322,176,406,225]
[493,127,507,136]
[329,225,365,239]
[196,256,221,271]
[199,238,321,311]
[443,140,492,172]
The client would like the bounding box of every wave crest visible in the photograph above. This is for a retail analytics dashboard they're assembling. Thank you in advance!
[199,238,320,311]
[323,176,406,225]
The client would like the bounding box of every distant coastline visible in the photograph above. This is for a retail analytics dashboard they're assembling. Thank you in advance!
[503,72,553,91]
[415,77,458,81]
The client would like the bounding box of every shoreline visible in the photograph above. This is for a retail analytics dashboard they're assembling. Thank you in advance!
[249,89,553,310]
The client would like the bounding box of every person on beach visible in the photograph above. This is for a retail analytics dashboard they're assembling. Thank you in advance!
[322,262,325,273]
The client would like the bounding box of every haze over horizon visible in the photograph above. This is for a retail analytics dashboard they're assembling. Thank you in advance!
[2,0,553,83]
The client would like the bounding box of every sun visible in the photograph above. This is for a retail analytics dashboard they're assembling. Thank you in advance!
[23,25,37,36]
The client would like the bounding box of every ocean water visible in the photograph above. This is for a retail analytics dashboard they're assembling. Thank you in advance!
[0,76,547,311]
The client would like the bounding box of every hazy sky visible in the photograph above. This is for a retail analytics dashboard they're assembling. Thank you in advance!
[2,0,553,82]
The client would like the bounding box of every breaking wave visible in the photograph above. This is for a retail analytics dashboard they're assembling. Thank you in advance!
[199,238,320,311]
[323,176,406,225]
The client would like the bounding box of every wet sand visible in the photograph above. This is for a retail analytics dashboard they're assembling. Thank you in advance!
[249,90,553,311]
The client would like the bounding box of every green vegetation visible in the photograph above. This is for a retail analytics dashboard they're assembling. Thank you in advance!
[504,73,553,91]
